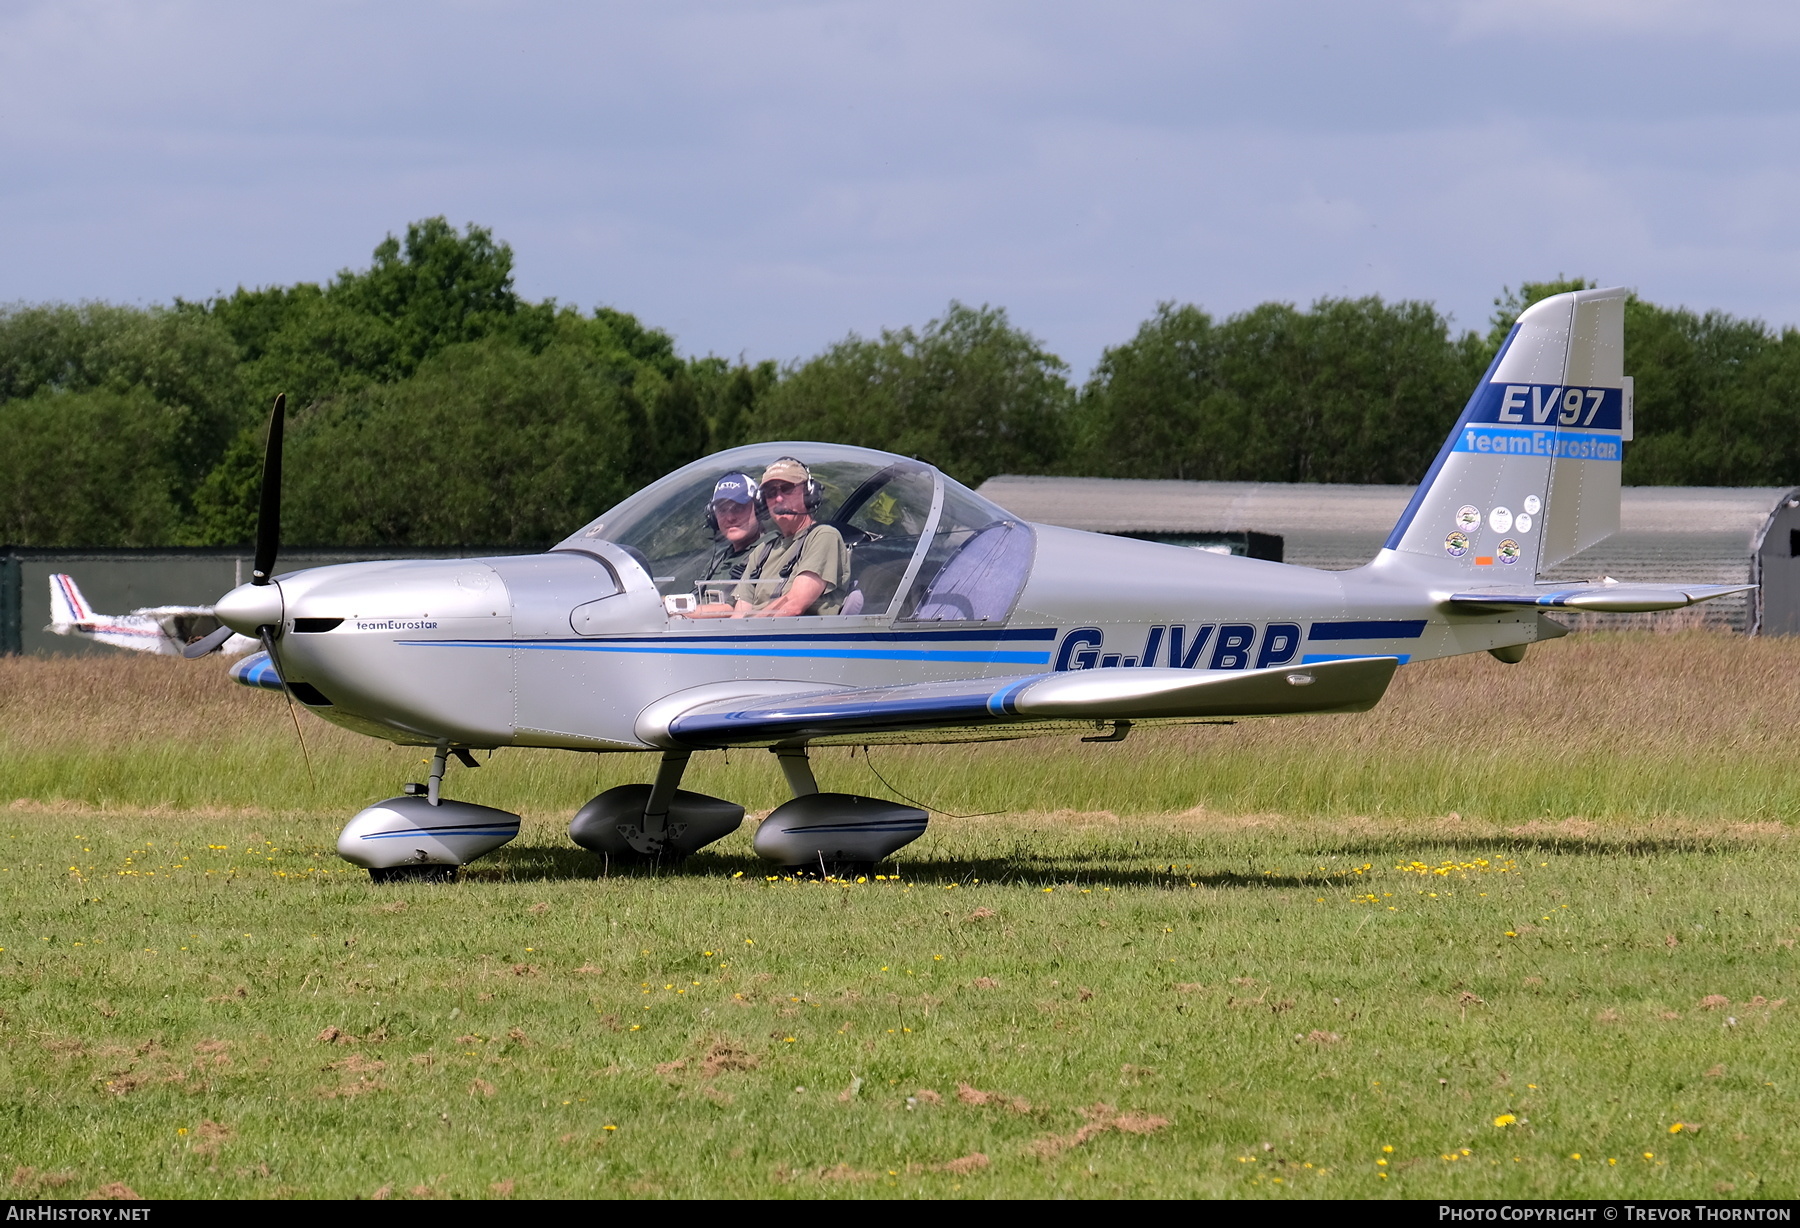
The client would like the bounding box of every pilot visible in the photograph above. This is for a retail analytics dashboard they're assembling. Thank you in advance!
[683,473,766,619]
[729,457,850,617]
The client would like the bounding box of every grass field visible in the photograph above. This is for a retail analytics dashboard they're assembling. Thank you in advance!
[2,635,1798,1199]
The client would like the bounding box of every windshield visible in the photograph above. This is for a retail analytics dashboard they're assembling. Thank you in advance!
[559,442,1030,620]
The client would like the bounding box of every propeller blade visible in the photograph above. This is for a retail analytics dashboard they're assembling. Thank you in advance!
[182,624,236,659]
[258,626,287,691]
[251,393,286,586]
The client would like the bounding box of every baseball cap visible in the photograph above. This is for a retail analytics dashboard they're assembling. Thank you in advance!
[711,473,757,504]
[760,457,809,487]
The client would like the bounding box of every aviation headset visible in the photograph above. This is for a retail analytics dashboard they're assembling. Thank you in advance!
[761,457,824,512]
[704,472,761,533]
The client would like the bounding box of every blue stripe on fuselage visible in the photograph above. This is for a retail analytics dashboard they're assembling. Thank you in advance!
[399,639,1052,665]
[1308,620,1427,640]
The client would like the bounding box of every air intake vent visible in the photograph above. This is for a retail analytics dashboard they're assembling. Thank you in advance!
[293,618,343,633]
[286,682,333,706]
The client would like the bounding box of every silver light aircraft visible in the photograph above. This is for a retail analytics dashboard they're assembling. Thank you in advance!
[193,288,1748,882]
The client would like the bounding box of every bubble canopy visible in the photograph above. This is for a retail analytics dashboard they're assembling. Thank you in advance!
[557,442,1035,622]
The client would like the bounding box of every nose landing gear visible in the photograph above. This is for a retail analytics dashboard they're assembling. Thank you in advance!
[337,744,520,883]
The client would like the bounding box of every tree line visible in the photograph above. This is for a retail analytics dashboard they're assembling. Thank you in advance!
[3,218,1796,547]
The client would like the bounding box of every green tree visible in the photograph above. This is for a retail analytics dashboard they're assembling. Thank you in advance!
[1622,302,1795,485]
[202,218,558,410]
[0,302,246,499]
[754,303,1072,486]
[1072,296,1485,483]
[279,338,636,547]
[0,387,186,545]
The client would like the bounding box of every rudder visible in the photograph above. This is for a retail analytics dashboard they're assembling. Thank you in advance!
[46,574,94,629]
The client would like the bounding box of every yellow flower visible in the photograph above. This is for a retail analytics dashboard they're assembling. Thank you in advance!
[1493,1114,1516,1128]
[603,1125,618,1131]
[1668,1123,1685,1134]
[783,1037,796,1043]
[1381,1145,1393,1153]
[177,1127,189,1136]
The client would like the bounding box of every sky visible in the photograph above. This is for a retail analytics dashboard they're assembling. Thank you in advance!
[3,0,1799,377]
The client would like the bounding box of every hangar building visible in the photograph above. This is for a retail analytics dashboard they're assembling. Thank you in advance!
[977,477,1800,634]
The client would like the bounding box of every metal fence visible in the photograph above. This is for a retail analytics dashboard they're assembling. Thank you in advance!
[0,546,545,656]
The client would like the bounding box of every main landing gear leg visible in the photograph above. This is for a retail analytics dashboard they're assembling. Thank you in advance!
[772,746,818,797]
[426,745,448,806]
[566,752,744,864]
[635,750,693,856]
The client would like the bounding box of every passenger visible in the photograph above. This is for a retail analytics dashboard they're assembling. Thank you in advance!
[683,473,766,619]
[730,457,850,617]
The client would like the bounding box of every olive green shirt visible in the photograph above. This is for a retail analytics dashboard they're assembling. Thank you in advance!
[731,523,850,615]
[697,537,763,601]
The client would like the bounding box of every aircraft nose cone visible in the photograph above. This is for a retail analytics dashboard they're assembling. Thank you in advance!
[215,582,284,635]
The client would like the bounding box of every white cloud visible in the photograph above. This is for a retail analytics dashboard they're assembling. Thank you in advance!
[1,0,1797,374]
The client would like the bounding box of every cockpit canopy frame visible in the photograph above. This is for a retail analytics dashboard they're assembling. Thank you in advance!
[557,442,1036,624]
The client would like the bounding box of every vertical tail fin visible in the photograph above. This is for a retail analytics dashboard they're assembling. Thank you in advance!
[1377,287,1628,580]
[46,573,94,629]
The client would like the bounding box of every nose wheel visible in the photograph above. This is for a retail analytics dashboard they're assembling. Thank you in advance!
[337,744,521,883]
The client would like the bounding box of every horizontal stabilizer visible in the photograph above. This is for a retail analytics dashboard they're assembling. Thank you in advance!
[1445,583,1752,614]
[654,656,1399,747]
[229,651,285,692]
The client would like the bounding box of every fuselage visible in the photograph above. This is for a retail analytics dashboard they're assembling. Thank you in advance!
[221,523,1540,751]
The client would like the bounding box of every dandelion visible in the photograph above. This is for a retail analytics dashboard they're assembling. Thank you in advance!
[1569,1153,1581,1160]
[604,1125,618,1131]
[1669,1123,1685,1134]
[1382,1145,1393,1153]
[1493,1114,1516,1128]
[1642,1152,1654,1160]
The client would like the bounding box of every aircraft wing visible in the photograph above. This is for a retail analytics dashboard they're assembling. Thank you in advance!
[641,656,1400,748]
[1445,582,1753,614]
